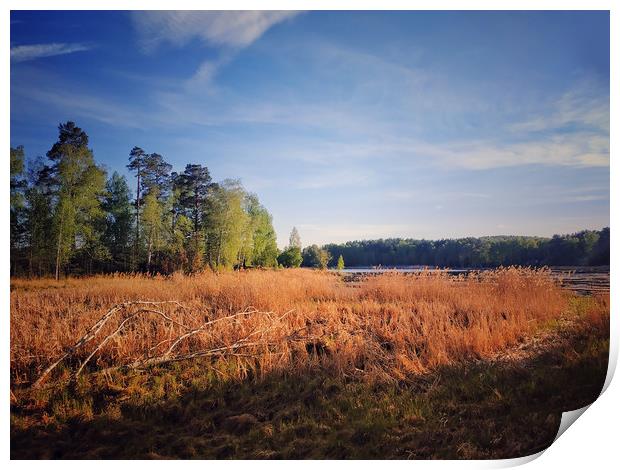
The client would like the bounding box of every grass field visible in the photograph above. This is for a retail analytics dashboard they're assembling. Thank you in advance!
[10,268,609,459]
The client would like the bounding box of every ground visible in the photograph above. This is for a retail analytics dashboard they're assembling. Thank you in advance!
[11,313,608,459]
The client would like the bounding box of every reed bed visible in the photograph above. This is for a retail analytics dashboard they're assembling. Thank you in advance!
[11,267,592,386]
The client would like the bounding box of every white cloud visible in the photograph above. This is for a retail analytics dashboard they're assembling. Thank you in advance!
[510,85,609,134]
[132,11,299,52]
[190,60,222,85]
[11,43,91,62]
[132,11,299,87]
[427,133,609,170]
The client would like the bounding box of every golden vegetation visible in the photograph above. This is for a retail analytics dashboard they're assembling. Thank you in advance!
[12,267,605,388]
[10,268,610,459]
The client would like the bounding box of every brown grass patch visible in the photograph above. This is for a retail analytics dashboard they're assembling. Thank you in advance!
[11,267,599,387]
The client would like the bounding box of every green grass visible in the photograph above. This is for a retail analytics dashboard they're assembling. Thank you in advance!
[11,316,608,460]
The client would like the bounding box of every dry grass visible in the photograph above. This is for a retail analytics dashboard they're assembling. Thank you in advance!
[11,267,595,386]
[584,293,610,330]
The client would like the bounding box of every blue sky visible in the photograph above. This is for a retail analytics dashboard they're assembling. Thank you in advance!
[10,11,610,247]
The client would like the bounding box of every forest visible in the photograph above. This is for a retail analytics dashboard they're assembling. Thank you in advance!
[324,228,610,268]
[10,122,282,277]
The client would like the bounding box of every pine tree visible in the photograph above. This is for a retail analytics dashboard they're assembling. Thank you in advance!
[127,146,147,267]
[24,157,55,276]
[173,163,212,270]
[103,172,134,272]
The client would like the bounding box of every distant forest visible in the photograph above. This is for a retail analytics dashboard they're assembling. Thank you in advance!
[324,228,610,268]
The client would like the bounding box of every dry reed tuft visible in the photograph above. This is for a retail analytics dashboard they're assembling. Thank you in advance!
[583,292,610,331]
[10,267,603,386]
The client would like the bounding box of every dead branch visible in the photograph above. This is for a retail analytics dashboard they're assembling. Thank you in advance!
[160,307,263,357]
[98,309,295,374]
[32,299,296,387]
[75,308,193,378]
[32,301,191,388]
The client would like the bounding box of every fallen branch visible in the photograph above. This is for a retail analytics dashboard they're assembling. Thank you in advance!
[160,307,263,357]
[32,300,296,387]
[75,308,192,378]
[32,301,192,388]
[98,309,295,374]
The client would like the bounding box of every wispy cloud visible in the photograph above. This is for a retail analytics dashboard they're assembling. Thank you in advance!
[421,132,609,170]
[132,11,300,86]
[12,27,609,176]
[132,11,299,52]
[510,83,609,134]
[11,43,91,62]
[12,84,149,130]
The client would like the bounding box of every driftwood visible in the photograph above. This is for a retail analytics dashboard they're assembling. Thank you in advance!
[31,301,294,388]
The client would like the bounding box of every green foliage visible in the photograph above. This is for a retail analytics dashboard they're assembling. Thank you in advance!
[248,204,279,268]
[302,244,331,269]
[201,181,280,271]
[142,188,164,272]
[278,246,303,268]
[324,229,610,268]
[102,172,133,272]
[11,122,280,276]
[204,180,250,269]
[46,123,107,278]
[336,254,345,270]
[167,213,194,272]
[173,164,212,270]
[10,146,27,274]
[141,153,172,196]
[10,146,26,210]
[13,122,608,277]
[22,157,55,276]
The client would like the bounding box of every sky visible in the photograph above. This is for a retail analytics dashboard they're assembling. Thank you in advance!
[10,11,610,247]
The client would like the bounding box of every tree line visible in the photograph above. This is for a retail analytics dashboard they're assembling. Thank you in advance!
[10,121,609,276]
[323,228,610,268]
[10,122,285,278]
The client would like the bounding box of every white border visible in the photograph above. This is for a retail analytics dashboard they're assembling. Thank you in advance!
[3,1,616,468]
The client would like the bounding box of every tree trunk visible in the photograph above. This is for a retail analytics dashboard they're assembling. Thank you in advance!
[194,191,199,256]
[134,171,140,270]
[216,229,222,267]
[28,244,33,278]
[147,233,153,273]
[55,214,63,281]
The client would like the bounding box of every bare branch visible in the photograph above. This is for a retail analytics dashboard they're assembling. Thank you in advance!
[32,301,190,388]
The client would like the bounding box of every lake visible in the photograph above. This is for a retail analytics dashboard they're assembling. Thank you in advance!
[336,265,610,295]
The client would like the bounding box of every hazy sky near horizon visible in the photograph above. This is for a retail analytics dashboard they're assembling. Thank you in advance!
[10,11,610,247]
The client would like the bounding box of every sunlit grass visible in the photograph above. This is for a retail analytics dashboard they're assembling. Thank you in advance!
[11,267,606,386]
[10,268,609,459]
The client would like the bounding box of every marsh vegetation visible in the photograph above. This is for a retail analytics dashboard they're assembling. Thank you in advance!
[10,268,609,459]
